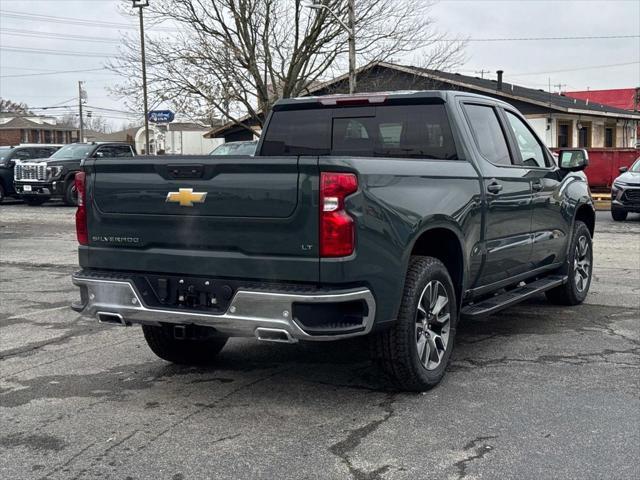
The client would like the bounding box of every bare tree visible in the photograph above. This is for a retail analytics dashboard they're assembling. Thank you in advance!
[109,0,465,132]
[58,112,112,133]
[0,98,31,114]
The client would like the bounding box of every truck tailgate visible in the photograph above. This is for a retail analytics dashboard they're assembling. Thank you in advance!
[83,155,319,282]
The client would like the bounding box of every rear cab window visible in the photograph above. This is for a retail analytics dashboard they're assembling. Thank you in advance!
[261,103,458,160]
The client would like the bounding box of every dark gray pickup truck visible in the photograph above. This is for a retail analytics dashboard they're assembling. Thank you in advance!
[71,91,595,391]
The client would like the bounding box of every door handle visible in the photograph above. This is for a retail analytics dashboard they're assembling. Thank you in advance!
[531,180,543,191]
[487,182,503,194]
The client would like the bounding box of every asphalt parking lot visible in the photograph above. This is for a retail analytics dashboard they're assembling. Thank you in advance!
[1,201,638,480]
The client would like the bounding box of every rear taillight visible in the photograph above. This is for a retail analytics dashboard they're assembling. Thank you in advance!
[75,172,88,245]
[320,172,358,257]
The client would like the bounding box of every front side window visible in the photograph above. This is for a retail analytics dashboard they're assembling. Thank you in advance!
[464,104,512,166]
[504,111,547,168]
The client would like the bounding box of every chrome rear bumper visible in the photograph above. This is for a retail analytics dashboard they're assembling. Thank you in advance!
[71,274,375,342]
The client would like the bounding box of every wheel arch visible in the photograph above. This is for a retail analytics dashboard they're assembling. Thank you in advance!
[408,222,466,308]
[574,202,595,238]
[64,170,79,185]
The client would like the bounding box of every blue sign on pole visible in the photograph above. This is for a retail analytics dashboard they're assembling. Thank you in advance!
[148,110,175,123]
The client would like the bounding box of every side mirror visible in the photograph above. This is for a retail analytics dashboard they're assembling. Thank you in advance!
[94,151,105,158]
[618,166,628,174]
[558,149,589,172]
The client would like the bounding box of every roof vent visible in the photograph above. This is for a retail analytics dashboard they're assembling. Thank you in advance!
[496,70,504,90]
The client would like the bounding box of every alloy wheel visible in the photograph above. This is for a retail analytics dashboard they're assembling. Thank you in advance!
[574,235,591,292]
[415,280,451,371]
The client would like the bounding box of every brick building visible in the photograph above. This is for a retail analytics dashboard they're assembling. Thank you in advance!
[0,113,77,146]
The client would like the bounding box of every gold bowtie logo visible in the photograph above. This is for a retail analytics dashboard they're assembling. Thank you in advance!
[166,188,207,207]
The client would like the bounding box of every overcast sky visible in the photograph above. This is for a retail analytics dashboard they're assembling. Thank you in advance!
[0,0,639,129]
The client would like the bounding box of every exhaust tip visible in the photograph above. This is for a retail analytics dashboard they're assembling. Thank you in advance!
[97,312,128,326]
[255,327,296,344]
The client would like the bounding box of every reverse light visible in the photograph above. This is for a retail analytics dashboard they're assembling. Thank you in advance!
[320,172,358,257]
[75,171,88,245]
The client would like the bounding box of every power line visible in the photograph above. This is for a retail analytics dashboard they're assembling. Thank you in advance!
[0,9,175,31]
[0,46,119,58]
[0,68,112,79]
[0,28,125,44]
[2,9,635,42]
[457,34,639,42]
[511,61,640,76]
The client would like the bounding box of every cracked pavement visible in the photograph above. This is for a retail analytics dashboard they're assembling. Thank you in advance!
[1,202,639,479]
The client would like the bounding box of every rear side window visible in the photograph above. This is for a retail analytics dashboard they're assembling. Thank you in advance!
[96,145,133,158]
[464,104,512,166]
[262,104,458,159]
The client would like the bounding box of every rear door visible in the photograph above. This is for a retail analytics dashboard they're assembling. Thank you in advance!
[87,155,320,282]
[461,102,533,286]
[501,108,568,269]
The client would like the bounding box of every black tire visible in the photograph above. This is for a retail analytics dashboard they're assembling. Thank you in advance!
[23,196,49,206]
[371,256,458,392]
[0,183,5,204]
[142,324,227,365]
[63,179,78,206]
[545,221,593,305]
[611,208,627,222]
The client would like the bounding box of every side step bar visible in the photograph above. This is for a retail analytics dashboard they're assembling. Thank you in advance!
[461,275,567,320]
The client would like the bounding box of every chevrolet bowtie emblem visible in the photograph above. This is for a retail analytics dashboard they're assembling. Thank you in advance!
[166,188,207,207]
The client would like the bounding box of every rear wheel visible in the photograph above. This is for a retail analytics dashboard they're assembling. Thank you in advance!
[372,256,458,392]
[23,196,49,206]
[611,208,627,221]
[63,179,78,206]
[142,324,227,365]
[545,220,593,305]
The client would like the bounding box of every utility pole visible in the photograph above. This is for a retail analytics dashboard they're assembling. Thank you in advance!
[305,1,356,94]
[133,0,151,155]
[347,0,356,94]
[474,69,490,79]
[78,81,85,143]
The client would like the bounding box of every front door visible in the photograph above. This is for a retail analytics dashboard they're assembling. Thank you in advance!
[501,109,568,269]
[461,102,533,287]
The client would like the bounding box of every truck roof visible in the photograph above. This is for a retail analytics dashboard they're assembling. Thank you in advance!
[274,90,512,110]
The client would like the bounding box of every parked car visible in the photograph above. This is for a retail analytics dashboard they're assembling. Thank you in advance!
[71,91,594,391]
[14,142,135,206]
[209,140,257,156]
[0,144,61,203]
[611,156,640,221]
